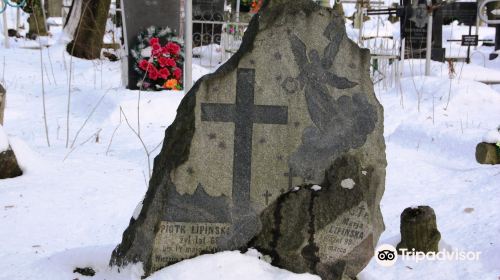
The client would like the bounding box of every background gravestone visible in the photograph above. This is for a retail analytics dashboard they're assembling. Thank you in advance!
[486,0,500,59]
[111,1,386,279]
[193,0,225,18]
[122,0,180,89]
[401,0,445,61]
[441,2,477,26]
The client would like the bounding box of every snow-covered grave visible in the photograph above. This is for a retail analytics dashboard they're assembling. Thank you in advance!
[0,1,500,279]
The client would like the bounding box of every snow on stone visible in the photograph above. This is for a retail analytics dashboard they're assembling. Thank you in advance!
[341,178,355,190]
[482,128,500,144]
[146,251,319,280]
[292,186,300,192]
[0,125,9,152]
[132,200,144,220]
[311,185,322,191]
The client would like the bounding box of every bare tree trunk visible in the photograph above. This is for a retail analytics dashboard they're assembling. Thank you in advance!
[23,0,48,38]
[67,0,111,59]
[46,0,62,17]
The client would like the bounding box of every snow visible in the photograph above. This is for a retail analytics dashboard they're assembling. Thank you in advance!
[1,8,500,280]
[311,185,322,191]
[0,124,9,152]
[132,200,143,220]
[147,250,320,280]
[340,178,356,190]
[482,128,500,144]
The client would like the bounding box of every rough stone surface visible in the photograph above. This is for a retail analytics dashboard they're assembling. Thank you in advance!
[0,149,23,179]
[476,142,500,165]
[110,1,386,279]
[396,206,441,254]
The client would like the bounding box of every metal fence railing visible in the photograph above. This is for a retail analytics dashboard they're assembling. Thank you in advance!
[192,19,248,69]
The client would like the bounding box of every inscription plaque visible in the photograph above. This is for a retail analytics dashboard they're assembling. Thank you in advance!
[151,222,231,270]
[316,202,372,262]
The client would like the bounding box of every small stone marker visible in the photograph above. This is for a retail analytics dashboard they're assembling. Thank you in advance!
[110,1,386,279]
[397,206,441,254]
[476,142,500,165]
[0,149,22,179]
[0,126,22,180]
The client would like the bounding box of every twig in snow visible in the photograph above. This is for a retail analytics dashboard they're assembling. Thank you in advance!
[444,59,456,110]
[70,91,109,148]
[66,1,92,148]
[120,107,152,178]
[46,46,57,86]
[1,56,5,84]
[106,123,121,155]
[63,128,102,161]
[106,110,123,156]
[32,2,50,147]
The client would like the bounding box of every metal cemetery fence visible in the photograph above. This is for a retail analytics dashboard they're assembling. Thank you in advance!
[192,16,249,69]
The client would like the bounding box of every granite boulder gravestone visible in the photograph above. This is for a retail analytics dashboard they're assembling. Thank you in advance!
[110,1,386,279]
[122,0,180,89]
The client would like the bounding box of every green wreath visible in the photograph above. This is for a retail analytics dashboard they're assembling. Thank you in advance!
[131,26,184,91]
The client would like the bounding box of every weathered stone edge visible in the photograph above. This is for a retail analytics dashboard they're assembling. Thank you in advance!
[108,3,264,275]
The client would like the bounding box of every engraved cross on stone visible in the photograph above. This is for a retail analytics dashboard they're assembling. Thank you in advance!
[262,190,272,205]
[284,167,303,190]
[201,68,288,210]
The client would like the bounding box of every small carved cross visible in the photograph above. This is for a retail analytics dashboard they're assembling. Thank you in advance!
[262,190,272,205]
[284,167,303,190]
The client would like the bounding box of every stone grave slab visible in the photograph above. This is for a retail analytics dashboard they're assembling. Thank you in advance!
[111,1,386,279]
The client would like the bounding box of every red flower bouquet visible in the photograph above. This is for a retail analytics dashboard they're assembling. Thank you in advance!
[132,27,184,91]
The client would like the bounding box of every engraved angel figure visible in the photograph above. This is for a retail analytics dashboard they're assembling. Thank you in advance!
[286,23,377,182]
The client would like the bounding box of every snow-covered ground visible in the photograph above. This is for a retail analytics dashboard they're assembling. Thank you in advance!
[1,11,499,280]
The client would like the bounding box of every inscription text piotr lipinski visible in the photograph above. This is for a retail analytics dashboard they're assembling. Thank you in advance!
[151,222,231,270]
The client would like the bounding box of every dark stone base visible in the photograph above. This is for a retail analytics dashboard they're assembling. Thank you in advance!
[397,206,440,254]
[476,142,500,165]
[0,149,23,179]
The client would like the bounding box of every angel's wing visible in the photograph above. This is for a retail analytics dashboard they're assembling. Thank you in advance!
[322,28,344,69]
[326,72,358,90]
[289,34,308,71]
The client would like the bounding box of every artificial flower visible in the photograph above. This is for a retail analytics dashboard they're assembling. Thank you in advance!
[164,79,178,89]
[173,67,182,80]
[159,68,170,80]
[149,37,159,46]
[166,42,181,55]
[148,66,159,80]
[138,59,150,71]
